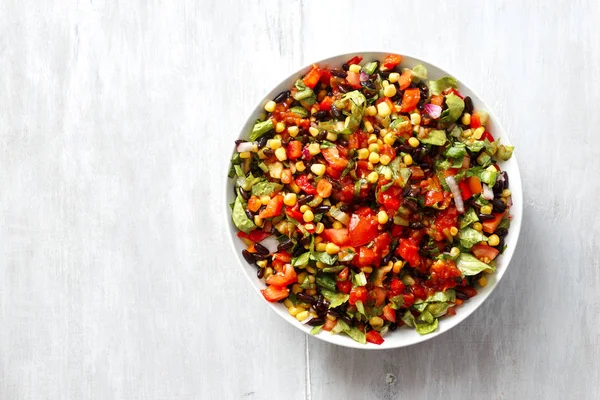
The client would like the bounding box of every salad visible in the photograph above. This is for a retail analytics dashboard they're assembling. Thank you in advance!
[229,54,514,345]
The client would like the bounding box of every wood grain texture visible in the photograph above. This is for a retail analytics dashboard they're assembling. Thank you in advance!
[0,0,598,399]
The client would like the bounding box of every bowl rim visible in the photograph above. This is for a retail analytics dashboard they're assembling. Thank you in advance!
[223,50,523,350]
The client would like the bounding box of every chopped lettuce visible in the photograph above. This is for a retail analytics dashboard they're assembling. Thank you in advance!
[428,76,458,95]
[419,310,435,324]
[316,274,337,292]
[401,310,417,327]
[389,116,410,131]
[320,289,349,308]
[445,142,467,167]
[460,207,480,229]
[293,79,316,104]
[251,181,282,197]
[411,64,428,82]
[311,251,338,266]
[352,271,368,287]
[289,106,309,118]
[426,303,451,318]
[415,318,439,335]
[363,61,379,75]
[291,252,310,267]
[457,253,495,276]
[330,319,366,344]
[340,90,367,134]
[310,325,324,335]
[320,265,346,273]
[480,167,498,187]
[355,300,366,316]
[459,227,487,249]
[420,129,447,146]
[231,196,256,233]
[439,94,465,125]
[496,144,514,161]
[386,157,412,186]
[249,119,274,141]
[236,173,263,191]
[467,140,486,152]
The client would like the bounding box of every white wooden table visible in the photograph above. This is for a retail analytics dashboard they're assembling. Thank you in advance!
[1,1,599,399]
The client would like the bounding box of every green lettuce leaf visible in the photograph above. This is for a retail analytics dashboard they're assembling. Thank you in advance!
[355,300,366,316]
[289,106,309,118]
[427,303,450,318]
[310,325,324,335]
[439,94,465,124]
[251,181,282,197]
[386,157,412,186]
[236,173,263,191]
[339,90,367,134]
[231,196,256,234]
[415,318,439,335]
[363,61,379,75]
[480,167,497,187]
[458,227,487,249]
[496,144,514,161]
[411,64,428,82]
[311,251,337,266]
[467,140,486,152]
[352,271,367,287]
[420,129,447,146]
[419,310,435,324]
[316,274,337,292]
[389,117,410,131]
[249,119,274,141]
[428,76,458,95]
[345,327,367,344]
[293,79,316,104]
[460,207,480,229]
[401,310,417,328]
[320,265,345,273]
[291,252,310,267]
[445,142,467,159]
[320,289,349,308]
[457,253,495,276]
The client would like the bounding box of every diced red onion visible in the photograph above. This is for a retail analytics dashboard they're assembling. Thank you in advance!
[300,314,314,325]
[237,142,256,152]
[360,71,369,82]
[424,104,442,119]
[445,176,465,214]
[482,184,494,200]
[259,236,280,254]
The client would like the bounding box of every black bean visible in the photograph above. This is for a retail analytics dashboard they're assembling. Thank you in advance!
[478,213,495,221]
[409,222,425,230]
[403,198,419,212]
[256,268,265,279]
[257,135,269,149]
[361,80,376,90]
[274,90,290,103]
[327,310,341,318]
[337,83,351,94]
[263,148,274,157]
[373,128,380,136]
[492,198,507,213]
[338,138,348,147]
[317,130,327,140]
[314,205,330,214]
[293,244,305,257]
[253,252,270,261]
[322,218,333,228]
[497,238,505,249]
[300,133,310,144]
[493,182,504,197]
[331,69,348,78]
[330,104,343,120]
[235,139,246,146]
[396,144,413,153]
[340,314,353,325]
[307,318,325,326]
[501,171,509,189]
[238,187,250,201]
[244,209,254,220]
[455,291,469,301]
[464,96,474,114]
[496,229,508,238]
[298,194,314,205]
[339,204,351,213]
[255,243,270,256]
[314,110,328,121]
[296,292,316,305]
[242,250,256,264]
[342,63,350,71]
[382,252,394,265]
[389,323,398,331]
[277,239,293,252]
[402,186,412,197]
[380,70,391,79]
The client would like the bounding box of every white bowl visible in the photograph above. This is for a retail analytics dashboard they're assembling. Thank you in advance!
[224,52,523,349]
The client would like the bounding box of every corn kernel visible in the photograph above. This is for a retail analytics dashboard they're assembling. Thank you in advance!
[488,234,500,247]
[473,222,483,232]
[326,132,338,141]
[366,105,377,116]
[377,210,389,225]
[461,113,471,126]
[362,266,373,273]
[297,272,308,284]
[381,80,390,88]
[377,102,391,117]
[264,100,276,113]
[316,242,327,252]
[300,205,310,213]
[383,133,396,146]
[367,134,378,144]
[326,314,337,321]
[477,275,488,287]
[388,72,400,83]
[311,196,323,206]
[296,310,309,321]
[288,306,300,317]
[325,242,340,255]
[316,261,326,269]
[285,299,295,309]
[306,288,317,296]
[274,147,287,161]
[332,221,343,229]
[383,169,392,180]
[270,138,282,150]
[363,171,376,184]
[310,163,326,176]
[462,129,472,138]
[275,122,286,133]
[379,154,391,165]
[450,226,458,236]
[473,127,485,140]
[408,137,420,148]
[410,113,421,125]
[257,149,267,159]
[502,189,512,198]
[369,152,380,164]
[264,267,273,279]
[306,266,316,275]
[292,284,302,294]
[393,260,404,274]
[259,195,271,205]
[357,148,369,160]
[239,151,251,159]
[383,84,397,98]
[287,125,299,137]
[403,154,413,165]
[283,193,297,207]
[480,205,493,215]
[349,64,361,73]
[315,222,325,234]
[369,316,384,328]
[303,210,315,222]
[309,126,319,137]
[450,247,460,257]
[289,182,301,194]
[293,161,305,173]
[364,120,374,133]
[308,143,321,155]
[369,143,380,153]
[254,215,263,227]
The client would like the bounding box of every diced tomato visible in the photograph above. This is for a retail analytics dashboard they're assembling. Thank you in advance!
[259,194,283,219]
[261,285,289,302]
[346,55,363,65]
[332,179,355,203]
[346,71,362,89]
[388,279,405,297]
[458,180,473,200]
[266,264,297,287]
[456,285,477,298]
[369,287,387,306]
[285,205,304,221]
[322,318,338,331]
[295,175,317,195]
[353,246,378,267]
[391,224,404,238]
[410,284,427,300]
[472,244,500,262]
[321,228,350,246]
[382,304,397,322]
[445,87,464,99]
[321,147,349,171]
[316,178,333,198]
[382,54,402,69]
[325,165,342,179]
[273,251,292,263]
[379,144,396,160]
[470,111,488,129]
[348,130,368,149]
[446,306,457,316]
[349,286,368,306]
[482,212,506,234]
[337,267,349,281]
[397,69,412,90]
[349,209,379,247]
[237,230,270,243]
[319,69,332,86]
[429,259,462,291]
[396,238,421,267]
[319,96,334,111]
[400,88,420,112]
[482,131,494,142]
[337,280,352,294]
[402,293,415,308]
[302,65,321,89]
[366,330,384,345]
[467,176,483,195]
[378,186,403,212]
[281,169,293,184]
[372,232,392,257]
[434,206,458,241]
[409,165,425,180]
[425,190,444,207]
[247,196,262,213]
[287,140,303,160]
[430,95,444,106]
